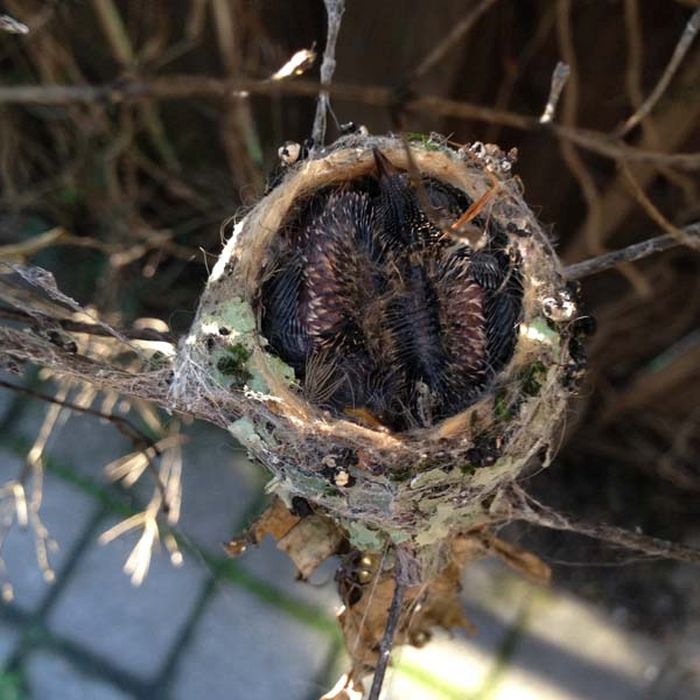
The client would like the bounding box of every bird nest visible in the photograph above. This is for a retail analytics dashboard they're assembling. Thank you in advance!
[173,132,580,555]
[171,132,583,693]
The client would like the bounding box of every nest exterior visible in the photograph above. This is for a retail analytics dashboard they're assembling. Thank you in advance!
[172,133,581,572]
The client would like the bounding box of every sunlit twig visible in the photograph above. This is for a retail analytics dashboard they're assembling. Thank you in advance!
[539,61,571,124]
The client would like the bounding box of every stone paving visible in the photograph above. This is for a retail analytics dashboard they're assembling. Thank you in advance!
[0,381,698,700]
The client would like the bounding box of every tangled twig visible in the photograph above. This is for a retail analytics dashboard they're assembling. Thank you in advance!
[506,485,700,564]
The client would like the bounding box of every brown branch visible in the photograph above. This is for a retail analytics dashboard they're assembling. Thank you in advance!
[0,377,157,450]
[539,61,570,124]
[619,162,700,249]
[564,222,700,279]
[0,12,28,34]
[507,485,700,565]
[598,330,700,423]
[564,37,700,261]
[1,77,699,169]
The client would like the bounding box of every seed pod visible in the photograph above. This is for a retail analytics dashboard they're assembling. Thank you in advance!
[172,134,581,673]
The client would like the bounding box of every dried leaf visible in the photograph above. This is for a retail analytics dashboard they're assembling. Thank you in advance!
[250,497,301,542]
[337,535,483,678]
[482,533,551,584]
[277,514,344,579]
[320,673,364,700]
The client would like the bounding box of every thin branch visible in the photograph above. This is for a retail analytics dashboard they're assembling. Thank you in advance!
[507,485,700,564]
[619,161,700,249]
[617,8,700,136]
[1,77,699,169]
[0,378,170,507]
[311,0,345,150]
[368,567,406,700]
[405,0,500,84]
[564,222,700,279]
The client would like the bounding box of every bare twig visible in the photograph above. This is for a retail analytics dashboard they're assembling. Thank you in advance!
[564,222,700,279]
[368,566,406,700]
[617,8,700,136]
[555,0,652,294]
[210,0,263,192]
[539,61,571,124]
[623,0,645,114]
[269,47,317,81]
[565,33,700,261]
[507,485,700,564]
[622,0,697,198]
[311,0,345,149]
[91,0,179,170]
[599,329,700,423]
[0,325,175,408]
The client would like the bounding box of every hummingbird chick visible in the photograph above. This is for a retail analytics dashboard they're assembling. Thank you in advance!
[260,149,523,431]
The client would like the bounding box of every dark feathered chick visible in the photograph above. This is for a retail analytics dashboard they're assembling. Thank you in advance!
[260,149,522,431]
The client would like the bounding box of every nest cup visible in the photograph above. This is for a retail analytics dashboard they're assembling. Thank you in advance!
[172,133,580,560]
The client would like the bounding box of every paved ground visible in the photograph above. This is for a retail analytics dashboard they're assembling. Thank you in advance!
[0,380,698,700]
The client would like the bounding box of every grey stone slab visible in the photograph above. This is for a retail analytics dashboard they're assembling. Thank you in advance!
[239,536,341,612]
[0,371,19,425]
[175,421,265,553]
[0,620,19,668]
[4,387,132,490]
[0,451,98,612]
[47,517,207,681]
[171,585,330,700]
[43,410,133,481]
[458,560,665,700]
[26,651,134,700]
